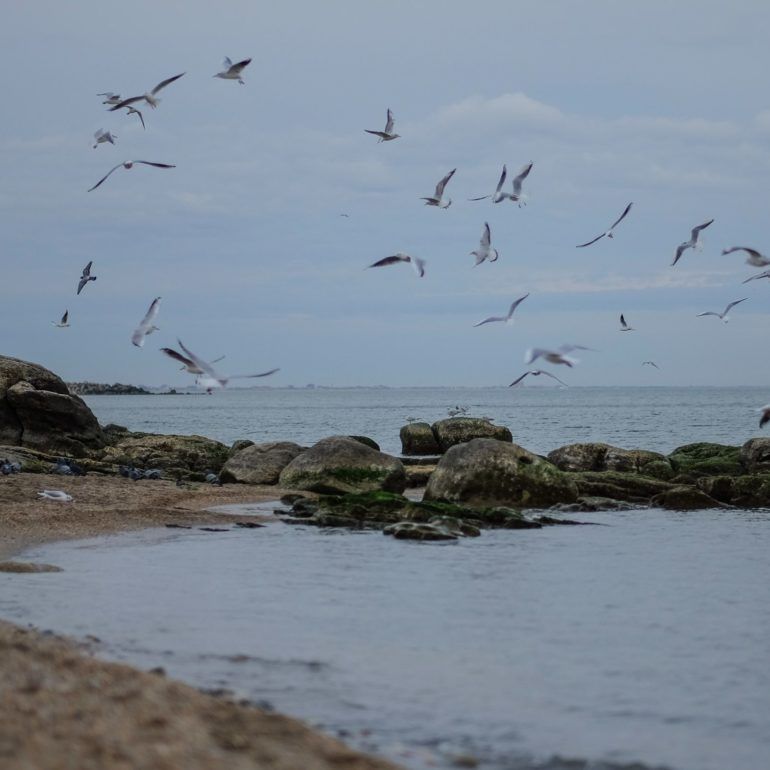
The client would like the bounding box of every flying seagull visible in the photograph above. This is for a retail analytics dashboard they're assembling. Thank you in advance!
[509,369,568,387]
[87,160,175,192]
[759,405,770,429]
[642,361,660,369]
[77,261,96,295]
[672,219,714,266]
[365,108,400,142]
[98,92,122,105]
[214,57,252,83]
[742,269,770,284]
[619,313,635,331]
[160,348,225,375]
[93,129,117,148]
[131,297,161,347]
[109,72,185,111]
[722,247,770,268]
[421,168,456,209]
[52,310,70,328]
[471,222,498,266]
[474,293,530,327]
[525,344,594,368]
[368,253,425,277]
[696,297,748,322]
[469,162,532,205]
[37,490,74,502]
[576,202,633,248]
[124,105,146,130]
[164,340,278,394]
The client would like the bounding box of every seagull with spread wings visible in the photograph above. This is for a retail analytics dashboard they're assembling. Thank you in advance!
[642,361,660,369]
[469,162,532,206]
[525,344,594,368]
[109,72,185,111]
[509,370,568,387]
[52,310,70,328]
[131,297,161,348]
[421,168,456,208]
[365,108,400,142]
[368,253,425,277]
[696,297,748,323]
[672,219,714,266]
[77,261,96,295]
[576,203,633,248]
[92,129,117,149]
[722,246,770,268]
[474,293,529,327]
[87,160,175,192]
[214,57,252,83]
[98,92,122,105]
[471,222,498,266]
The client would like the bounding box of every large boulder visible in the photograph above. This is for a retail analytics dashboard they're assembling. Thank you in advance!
[431,418,512,452]
[547,442,609,471]
[668,442,743,477]
[739,438,770,473]
[399,422,441,456]
[0,355,104,457]
[278,436,406,494]
[424,438,578,509]
[548,442,673,479]
[220,441,304,485]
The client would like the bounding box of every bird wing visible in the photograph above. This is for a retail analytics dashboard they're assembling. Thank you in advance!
[435,168,456,198]
[495,165,507,194]
[133,160,176,169]
[228,58,252,75]
[94,129,105,140]
[672,242,689,266]
[525,348,547,365]
[83,260,93,277]
[512,162,532,195]
[539,370,568,386]
[509,372,532,387]
[384,108,394,134]
[507,293,530,318]
[364,130,387,138]
[743,270,770,283]
[61,310,69,324]
[576,232,605,248]
[369,255,407,269]
[620,314,627,328]
[88,164,122,191]
[559,344,594,353]
[473,315,505,327]
[480,222,491,249]
[177,339,218,379]
[724,297,748,314]
[109,96,144,111]
[468,195,490,201]
[696,311,720,317]
[151,72,185,96]
[129,108,146,129]
[133,298,161,344]
[161,347,197,371]
[410,256,426,277]
[222,56,233,69]
[76,277,88,295]
[691,219,714,240]
[609,202,633,231]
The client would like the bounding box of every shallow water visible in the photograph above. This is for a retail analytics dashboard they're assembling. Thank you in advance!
[3,508,770,770]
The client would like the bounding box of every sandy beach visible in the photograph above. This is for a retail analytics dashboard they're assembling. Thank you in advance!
[0,474,401,770]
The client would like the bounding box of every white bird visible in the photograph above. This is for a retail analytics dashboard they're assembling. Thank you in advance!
[125,105,146,130]
[97,92,122,105]
[525,344,593,368]
[77,261,96,295]
[759,405,770,429]
[368,253,425,277]
[642,361,660,369]
[160,348,224,375]
[722,246,770,268]
[742,269,770,284]
[672,219,714,266]
[109,72,185,111]
[576,203,633,248]
[214,57,252,84]
[93,129,117,148]
[474,293,530,327]
[162,340,278,394]
[696,297,748,322]
[509,369,568,387]
[131,297,161,347]
[619,313,635,331]
[365,108,400,142]
[87,160,175,192]
[471,222,498,266]
[469,162,532,205]
[52,310,70,328]
[37,490,73,502]
[421,168,456,208]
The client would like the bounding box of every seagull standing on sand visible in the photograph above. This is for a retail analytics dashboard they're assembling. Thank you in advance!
[87,160,175,192]
[469,163,532,206]
[471,222,498,266]
[672,219,714,266]
[109,72,185,111]
[368,253,425,277]
[509,370,568,387]
[421,168,456,208]
[92,129,116,148]
[37,490,74,502]
[696,297,748,323]
[722,247,770,268]
[131,297,161,347]
[576,203,633,248]
[213,57,252,84]
[619,314,635,331]
[365,108,400,142]
[52,310,70,328]
[525,344,593,368]
[474,293,530,327]
[77,262,96,295]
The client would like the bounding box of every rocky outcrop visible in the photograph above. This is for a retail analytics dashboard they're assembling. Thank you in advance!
[572,471,674,503]
[220,441,305,485]
[66,382,151,396]
[667,442,743,478]
[278,436,406,494]
[739,438,770,473]
[0,356,104,457]
[383,517,481,541]
[547,442,673,479]
[651,485,726,510]
[424,438,578,508]
[399,422,441,456]
[228,439,255,457]
[431,418,512,453]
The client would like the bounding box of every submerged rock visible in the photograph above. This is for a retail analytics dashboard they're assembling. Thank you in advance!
[399,422,441,456]
[383,521,459,541]
[220,441,304,484]
[651,485,727,510]
[431,418,512,453]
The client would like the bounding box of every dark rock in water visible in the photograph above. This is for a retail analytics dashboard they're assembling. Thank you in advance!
[198,527,229,532]
[697,473,770,508]
[383,521,459,541]
[278,436,406,495]
[668,442,743,477]
[651,485,727,510]
[551,496,640,512]
[547,442,674,479]
[165,523,192,529]
[533,515,590,526]
[431,418,512,453]
[347,435,380,451]
[234,521,265,529]
[228,439,255,457]
[0,561,63,573]
[740,437,770,473]
[572,471,675,503]
[220,441,304,485]
[399,422,441,456]
[424,439,578,509]
[0,355,105,457]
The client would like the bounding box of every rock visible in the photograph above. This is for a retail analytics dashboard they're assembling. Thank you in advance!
[66,382,151,395]
[399,422,441,456]
[0,356,104,457]
[547,442,609,471]
[0,561,63,573]
[220,441,305,484]
[404,463,436,487]
[431,418,512,452]
[424,438,578,509]
[228,439,255,457]
[383,521,458,541]
[699,474,770,507]
[348,435,380,451]
[547,442,673,478]
[550,496,640,512]
[668,442,744,477]
[739,437,770,473]
[572,471,675,502]
[651,485,727,510]
[278,436,406,494]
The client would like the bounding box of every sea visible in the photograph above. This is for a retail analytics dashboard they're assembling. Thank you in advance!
[2,386,770,770]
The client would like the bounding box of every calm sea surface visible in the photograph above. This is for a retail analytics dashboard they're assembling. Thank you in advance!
[3,387,770,770]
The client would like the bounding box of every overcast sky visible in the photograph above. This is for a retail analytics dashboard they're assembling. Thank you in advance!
[3,0,770,387]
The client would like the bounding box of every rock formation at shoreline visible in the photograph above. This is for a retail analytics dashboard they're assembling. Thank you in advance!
[66,381,153,395]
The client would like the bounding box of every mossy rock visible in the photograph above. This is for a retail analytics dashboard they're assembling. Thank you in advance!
[572,471,675,502]
[651,485,727,510]
[668,443,743,477]
[383,521,458,541]
[399,422,441,456]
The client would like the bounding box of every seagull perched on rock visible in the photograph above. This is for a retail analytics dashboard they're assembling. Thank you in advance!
[37,490,74,502]
[619,314,635,331]
[672,219,714,266]
[88,160,175,192]
[109,72,185,111]
[93,129,116,149]
[365,108,400,142]
[642,361,660,369]
[52,310,70,328]
[77,261,96,295]
[525,344,593,368]
[742,269,770,284]
[474,293,529,327]
[722,246,770,268]
[759,405,770,429]
[469,162,532,206]
[131,297,161,347]
[421,168,456,208]
[471,222,498,266]
[368,253,425,277]
[213,57,252,84]
[576,203,633,248]
[509,370,568,387]
[696,297,748,323]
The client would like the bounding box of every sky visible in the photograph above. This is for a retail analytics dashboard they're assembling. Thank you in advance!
[2,0,770,387]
